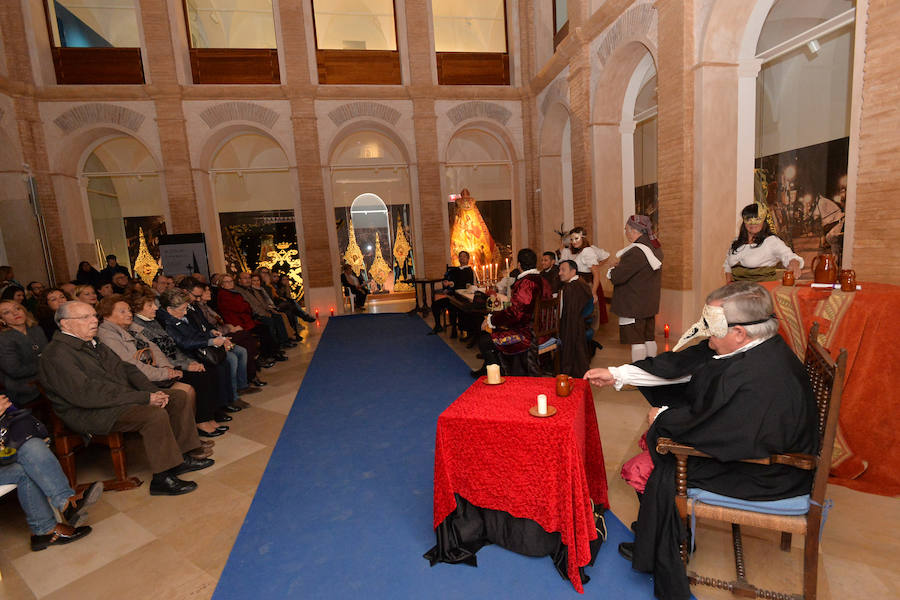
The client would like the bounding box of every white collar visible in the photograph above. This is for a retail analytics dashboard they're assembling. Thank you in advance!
[565,275,580,282]
[459,265,471,270]
[61,330,96,346]
[516,268,540,280]
[713,336,767,359]
[615,242,662,270]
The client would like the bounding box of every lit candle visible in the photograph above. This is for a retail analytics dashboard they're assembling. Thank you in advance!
[664,324,670,338]
[537,394,547,415]
[330,307,334,316]
[486,364,501,384]
[315,308,319,318]
[505,257,510,271]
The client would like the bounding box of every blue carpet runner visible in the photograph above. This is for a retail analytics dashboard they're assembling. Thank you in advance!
[213,314,657,599]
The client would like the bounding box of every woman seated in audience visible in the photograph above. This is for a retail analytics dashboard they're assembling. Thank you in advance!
[127,291,237,432]
[96,295,224,437]
[0,285,26,304]
[250,271,302,341]
[258,268,316,325]
[0,301,48,407]
[73,261,101,288]
[157,289,247,409]
[73,284,98,307]
[0,395,101,551]
[34,288,68,340]
[214,273,286,363]
[96,282,114,300]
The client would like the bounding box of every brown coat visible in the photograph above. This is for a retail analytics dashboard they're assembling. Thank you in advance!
[38,331,159,434]
[609,234,663,319]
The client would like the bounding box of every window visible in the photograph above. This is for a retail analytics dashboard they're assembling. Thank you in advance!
[182,0,280,84]
[43,0,145,84]
[433,0,509,85]
[552,0,568,49]
[311,0,401,84]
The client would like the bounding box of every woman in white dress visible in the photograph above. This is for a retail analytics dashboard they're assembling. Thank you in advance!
[560,226,610,328]
[724,203,802,282]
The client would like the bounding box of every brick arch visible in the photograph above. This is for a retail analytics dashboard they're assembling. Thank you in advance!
[327,102,402,127]
[53,125,161,176]
[443,120,519,163]
[53,103,146,134]
[197,124,291,172]
[199,102,279,130]
[594,2,658,69]
[326,120,412,166]
[540,77,568,116]
[446,101,512,127]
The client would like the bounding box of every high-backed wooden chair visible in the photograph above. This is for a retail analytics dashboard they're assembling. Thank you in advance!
[656,322,846,600]
[530,296,561,376]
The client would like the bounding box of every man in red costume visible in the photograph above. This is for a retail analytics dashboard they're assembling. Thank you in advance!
[470,248,551,377]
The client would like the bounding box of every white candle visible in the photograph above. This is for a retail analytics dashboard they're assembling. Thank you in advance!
[486,364,501,384]
[537,394,547,415]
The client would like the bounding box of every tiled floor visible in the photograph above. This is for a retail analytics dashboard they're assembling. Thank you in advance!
[0,304,897,599]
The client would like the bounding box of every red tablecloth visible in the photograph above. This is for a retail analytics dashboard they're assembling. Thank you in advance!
[764,281,900,496]
[432,376,608,592]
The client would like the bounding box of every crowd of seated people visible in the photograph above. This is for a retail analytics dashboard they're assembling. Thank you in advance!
[0,259,311,551]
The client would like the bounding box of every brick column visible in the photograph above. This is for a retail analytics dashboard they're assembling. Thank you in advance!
[138,0,200,233]
[567,41,594,235]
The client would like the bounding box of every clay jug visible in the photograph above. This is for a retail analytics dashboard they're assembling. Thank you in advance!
[811,254,838,284]
[839,269,857,292]
[555,374,573,397]
[782,270,795,286]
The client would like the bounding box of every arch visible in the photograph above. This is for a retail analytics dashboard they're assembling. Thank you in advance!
[197,123,292,175]
[446,101,512,127]
[53,103,146,135]
[327,102,402,128]
[199,102,279,130]
[594,2,659,69]
[326,120,413,166]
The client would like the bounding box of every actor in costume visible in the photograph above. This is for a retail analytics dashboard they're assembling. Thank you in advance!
[557,260,593,377]
[539,251,561,293]
[608,215,663,362]
[429,251,475,337]
[470,248,551,377]
[559,226,610,326]
[724,203,802,282]
[584,282,817,600]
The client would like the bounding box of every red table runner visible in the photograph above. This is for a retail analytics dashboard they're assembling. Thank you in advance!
[432,376,608,592]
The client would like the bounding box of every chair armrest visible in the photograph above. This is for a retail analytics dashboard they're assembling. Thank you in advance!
[656,438,712,458]
[656,438,817,470]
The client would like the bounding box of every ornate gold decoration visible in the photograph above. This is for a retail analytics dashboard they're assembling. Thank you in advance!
[257,235,277,264]
[95,238,106,270]
[342,220,366,277]
[392,218,413,292]
[368,232,392,286]
[133,227,161,285]
[257,242,305,300]
[449,188,497,269]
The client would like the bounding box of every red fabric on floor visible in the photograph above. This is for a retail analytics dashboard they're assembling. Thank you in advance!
[432,376,608,592]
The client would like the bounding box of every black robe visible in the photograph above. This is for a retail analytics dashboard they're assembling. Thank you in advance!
[631,336,818,600]
[558,277,593,377]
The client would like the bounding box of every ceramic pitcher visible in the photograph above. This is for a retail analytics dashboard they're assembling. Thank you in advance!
[839,269,856,292]
[556,374,573,397]
[811,254,838,284]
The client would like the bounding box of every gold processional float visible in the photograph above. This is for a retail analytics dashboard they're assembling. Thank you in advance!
[341,217,416,293]
[449,188,498,274]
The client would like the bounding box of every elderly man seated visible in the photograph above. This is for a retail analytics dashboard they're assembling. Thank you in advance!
[38,301,214,496]
[584,282,817,600]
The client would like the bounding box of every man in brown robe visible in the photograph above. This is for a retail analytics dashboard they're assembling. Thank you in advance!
[557,260,593,377]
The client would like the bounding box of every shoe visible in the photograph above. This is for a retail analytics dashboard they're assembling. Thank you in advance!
[197,427,225,438]
[301,313,316,323]
[618,542,634,562]
[250,377,268,387]
[232,397,252,407]
[31,523,92,551]
[470,366,487,379]
[149,473,198,496]
[214,413,233,422]
[430,325,444,335]
[62,481,103,527]
[273,353,288,362]
[171,455,215,475]
[216,425,229,432]
[281,341,297,349]
[188,446,214,459]
[222,404,243,413]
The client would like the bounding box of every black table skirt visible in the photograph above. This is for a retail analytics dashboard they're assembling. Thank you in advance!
[424,494,607,587]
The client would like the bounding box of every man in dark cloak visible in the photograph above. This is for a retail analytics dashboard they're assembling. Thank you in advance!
[540,251,561,293]
[585,282,817,600]
[429,251,475,336]
[557,259,593,377]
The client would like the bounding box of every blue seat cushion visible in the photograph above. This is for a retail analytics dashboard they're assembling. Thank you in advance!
[538,337,559,351]
[687,488,810,516]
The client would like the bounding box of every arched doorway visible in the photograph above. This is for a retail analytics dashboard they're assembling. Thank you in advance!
[212,133,306,299]
[629,55,658,233]
[81,136,164,280]
[444,128,514,270]
[330,129,415,293]
[539,102,574,252]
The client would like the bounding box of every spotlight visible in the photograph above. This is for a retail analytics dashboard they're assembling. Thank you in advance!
[807,39,821,54]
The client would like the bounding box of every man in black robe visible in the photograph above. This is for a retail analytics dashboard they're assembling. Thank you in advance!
[540,251,561,293]
[585,282,817,600]
[557,260,593,377]
[429,251,475,337]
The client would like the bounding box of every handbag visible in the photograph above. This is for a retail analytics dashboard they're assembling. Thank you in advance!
[195,344,227,367]
[0,408,50,463]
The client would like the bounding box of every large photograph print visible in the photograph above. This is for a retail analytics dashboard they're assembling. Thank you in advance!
[754,137,848,274]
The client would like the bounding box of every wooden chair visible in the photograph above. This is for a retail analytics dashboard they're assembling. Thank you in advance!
[530,296,561,376]
[656,322,846,600]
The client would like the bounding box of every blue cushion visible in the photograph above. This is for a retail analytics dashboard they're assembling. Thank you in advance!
[687,488,810,516]
[538,337,559,351]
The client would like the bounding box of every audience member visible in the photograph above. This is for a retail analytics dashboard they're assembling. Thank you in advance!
[96,282,114,300]
[59,282,76,300]
[0,395,102,550]
[111,272,130,294]
[257,268,315,326]
[39,301,212,496]
[35,288,68,340]
[250,272,301,341]
[471,249,551,377]
[152,274,173,298]
[0,285,26,304]
[0,266,23,291]
[429,251,474,337]
[99,255,130,283]
[0,301,48,406]
[235,272,294,348]
[214,274,285,363]
[24,281,44,313]
[608,215,663,362]
[557,260,593,377]
[73,262,101,288]
[539,251,561,293]
[74,284,97,306]
[340,264,368,310]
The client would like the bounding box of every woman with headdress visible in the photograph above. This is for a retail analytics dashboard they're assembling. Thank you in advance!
[607,215,663,362]
[724,203,802,283]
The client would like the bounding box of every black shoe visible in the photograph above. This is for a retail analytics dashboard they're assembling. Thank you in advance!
[149,472,198,496]
[198,427,225,438]
[250,377,268,387]
[431,325,444,334]
[259,359,276,369]
[282,341,297,348]
[216,425,229,432]
[301,313,316,323]
[171,455,215,475]
[618,542,634,562]
[214,413,233,422]
[222,404,242,413]
[273,353,288,362]
[470,366,487,379]
[62,481,103,527]
[31,523,92,551]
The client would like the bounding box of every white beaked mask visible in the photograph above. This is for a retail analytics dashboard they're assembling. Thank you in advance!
[673,304,729,351]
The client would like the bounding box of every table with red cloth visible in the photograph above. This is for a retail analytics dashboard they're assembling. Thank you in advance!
[763,280,900,496]
[426,376,608,593]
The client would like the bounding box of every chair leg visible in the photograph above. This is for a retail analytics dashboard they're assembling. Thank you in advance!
[804,533,820,600]
[58,450,78,489]
[780,532,792,551]
[104,436,142,491]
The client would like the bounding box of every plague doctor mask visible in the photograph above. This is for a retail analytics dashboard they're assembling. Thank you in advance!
[673,304,774,351]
